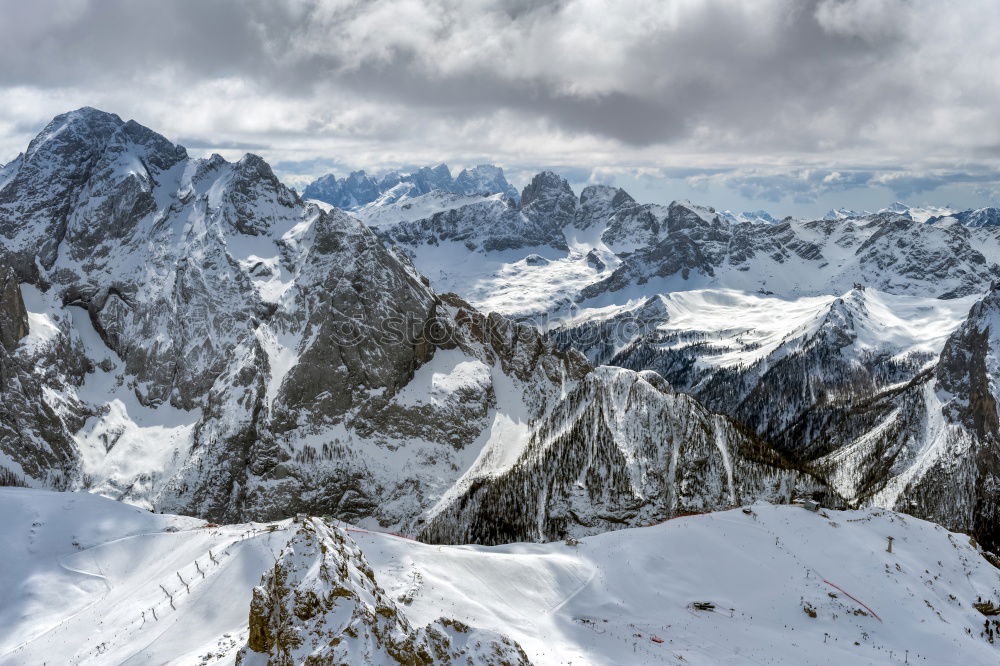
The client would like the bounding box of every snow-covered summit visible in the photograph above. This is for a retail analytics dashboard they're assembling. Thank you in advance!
[877,201,955,223]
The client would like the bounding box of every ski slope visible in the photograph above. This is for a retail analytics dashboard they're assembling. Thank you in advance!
[0,489,288,665]
[2,488,998,665]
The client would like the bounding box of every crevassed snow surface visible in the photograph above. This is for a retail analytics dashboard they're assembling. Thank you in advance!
[3,488,998,665]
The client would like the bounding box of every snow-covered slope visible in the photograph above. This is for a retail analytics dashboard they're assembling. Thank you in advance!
[0,487,274,665]
[353,189,500,229]
[4,488,999,665]
[554,287,974,373]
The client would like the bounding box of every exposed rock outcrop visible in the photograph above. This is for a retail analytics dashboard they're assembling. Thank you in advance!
[0,266,28,351]
[237,518,531,665]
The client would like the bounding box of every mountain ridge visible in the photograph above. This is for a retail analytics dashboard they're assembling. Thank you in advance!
[0,108,811,545]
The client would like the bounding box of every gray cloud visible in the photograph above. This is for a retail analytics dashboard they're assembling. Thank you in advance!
[0,0,998,211]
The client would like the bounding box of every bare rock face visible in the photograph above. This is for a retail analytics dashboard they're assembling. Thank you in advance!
[519,171,577,229]
[926,286,1000,547]
[0,266,27,351]
[237,518,531,665]
[936,287,1000,437]
[0,265,85,488]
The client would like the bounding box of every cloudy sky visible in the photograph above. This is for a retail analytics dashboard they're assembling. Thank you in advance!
[1,0,999,217]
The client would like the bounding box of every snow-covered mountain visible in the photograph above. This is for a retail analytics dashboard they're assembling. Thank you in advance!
[880,201,956,223]
[422,365,821,545]
[4,106,1000,559]
[823,203,956,223]
[4,487,999,665]
[552,286,975,450]
[375,188,1000,322]
[0,108,811,544]
[360,173,1000,549]
[302,162,519,209]
[548,284,1000,548]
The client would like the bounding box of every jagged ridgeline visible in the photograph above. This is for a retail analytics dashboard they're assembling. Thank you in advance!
[0,108,815,542]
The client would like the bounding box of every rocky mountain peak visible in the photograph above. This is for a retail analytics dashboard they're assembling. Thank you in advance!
[573,185,634,230]
[408,163,453,193]
[23,107,123,163]
[578,184,633,209]
[452,164,518,200]
[519,171,577,225]
[120,119,188,168]
[667,200,722,229]
[304,162,523,210]
[1,107,176,278]
[808,292,864,350]
[223,153,301,236]
[611,187,637,209]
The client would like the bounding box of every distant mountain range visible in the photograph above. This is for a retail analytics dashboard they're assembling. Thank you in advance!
[302,163,519,209]
[299,165,1000,231]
